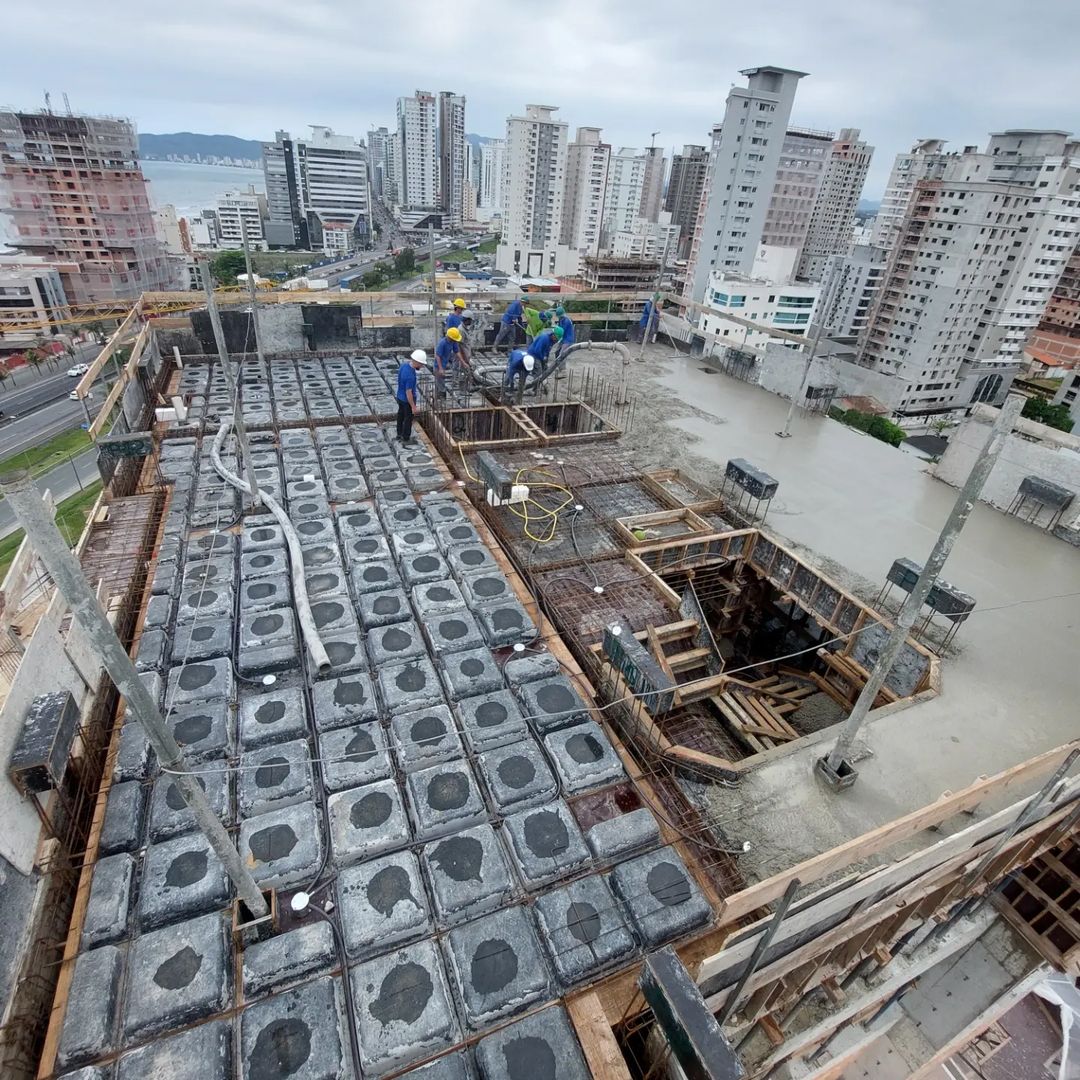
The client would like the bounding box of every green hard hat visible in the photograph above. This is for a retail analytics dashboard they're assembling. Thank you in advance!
[552,326,565,340]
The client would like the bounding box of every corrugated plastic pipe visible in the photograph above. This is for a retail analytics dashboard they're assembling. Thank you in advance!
[211,420,331,672]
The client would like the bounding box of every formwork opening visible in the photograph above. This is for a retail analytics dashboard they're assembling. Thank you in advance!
[432,405,535,449]
[520,401,620,439]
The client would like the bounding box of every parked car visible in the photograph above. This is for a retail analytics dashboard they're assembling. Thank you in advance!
[67,363,89,377]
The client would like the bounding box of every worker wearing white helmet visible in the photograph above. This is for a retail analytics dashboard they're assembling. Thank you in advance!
[396,350,427,443]
[505,347,535,401]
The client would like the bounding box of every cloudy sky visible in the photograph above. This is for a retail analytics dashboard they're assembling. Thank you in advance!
[3,0,1078,197]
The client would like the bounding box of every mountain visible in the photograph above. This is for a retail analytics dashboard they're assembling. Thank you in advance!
[139,132,264,164]
[466,133,499,149]
[857,198,881,216]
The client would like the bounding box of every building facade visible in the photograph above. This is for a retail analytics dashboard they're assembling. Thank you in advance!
[760,127,832,254]
[262,130,303,247]
[437,92,466,230]
[478,139,505,214]
[0,109,175,303]
[495,105,576,278]
[1027,236,1080,370]
[215,187,268,251]
[602,147,651,245]
[796,128,874,281]
[817,244,887,337]
[859,130,1080,416]
[687,66,807,301]
[0,265,70,349]
[610,213,680,261]
[664,144,709,256]
[639,145,666,222]
[561,127,610,262]
[700,270,818,352]
[366,126,390,199]
[870,138,949,253]
[396,90,438,215]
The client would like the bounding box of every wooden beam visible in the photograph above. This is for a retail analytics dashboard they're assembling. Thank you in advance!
[567,992,633,1080]
[74,300,142,398]
[87,324,151,439]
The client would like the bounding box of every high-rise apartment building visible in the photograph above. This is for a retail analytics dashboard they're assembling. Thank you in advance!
[665,145,708,255]
[478,139,505,213]
[496,105,576,278]
[760,128,832,253]
[561,127,611,261]
[396,90,438,216]
[796,128,873,281]
[817,244,887,337]
[0,266,70,349]
[859,130,1080,416]
[871,138,948,252]
[1025,232,1080,370]
[261,127,369,253]
[437,91,466,230]
[610,213,681,261]
[603,147,648,244]
[0,108,175,303]
[385,131,401,207]
[215,187,268,250]
[366,127,390,199]
[687,66,807,301]
[639,145,665,222]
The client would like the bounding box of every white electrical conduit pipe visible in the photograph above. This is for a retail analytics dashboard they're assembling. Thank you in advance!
[211,420,331,672]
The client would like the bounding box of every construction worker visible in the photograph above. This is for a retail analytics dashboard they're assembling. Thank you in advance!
[457,309,475,367]
[445,297,467,332]
[554,305,575,359]
[637,298,659,342]
[522,303,545,341]
[434,326,462,396]
[504,348,535,399]
[493,296,526,348]
[527,324,563,377]
[396,349,427,443]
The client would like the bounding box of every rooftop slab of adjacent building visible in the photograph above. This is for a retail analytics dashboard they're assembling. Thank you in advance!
[611,343,1080,878]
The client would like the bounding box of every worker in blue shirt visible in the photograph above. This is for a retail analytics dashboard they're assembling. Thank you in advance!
[444,297,466,332]
[554,305,574,359]
[434,326,462,396]
[493,297,526,348]
[527,324,563,375]
[638,299,659,342]
[504,349,535,400]
[395,350,427,443]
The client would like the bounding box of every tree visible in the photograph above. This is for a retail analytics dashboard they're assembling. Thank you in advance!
[361,269,386,289]
[25,342,50,374]
[210,250,247,286]
[86,321,108,344]
[394,248,417,276]
[928,417,955,439]
[348,278,366,292]
[1021,395,1074,433]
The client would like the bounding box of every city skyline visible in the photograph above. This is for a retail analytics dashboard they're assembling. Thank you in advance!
[1,0,1077,198]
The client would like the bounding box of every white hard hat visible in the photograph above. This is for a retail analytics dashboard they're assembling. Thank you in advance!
[523,355,535,372]
[410,350,428,365]
[460,309,474,319]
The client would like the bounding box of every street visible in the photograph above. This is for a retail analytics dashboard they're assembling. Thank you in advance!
[0,447,97,537]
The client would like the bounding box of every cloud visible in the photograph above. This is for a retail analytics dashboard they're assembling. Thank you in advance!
[1,0,1077,196]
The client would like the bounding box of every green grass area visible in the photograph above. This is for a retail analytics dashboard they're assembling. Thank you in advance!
[0,426,92,481]
[0,480,103,581]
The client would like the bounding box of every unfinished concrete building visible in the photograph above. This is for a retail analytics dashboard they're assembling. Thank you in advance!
[0,285,1077,1080]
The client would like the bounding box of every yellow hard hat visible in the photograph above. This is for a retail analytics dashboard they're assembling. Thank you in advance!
[446,326,463,342]
[453,297,466,308]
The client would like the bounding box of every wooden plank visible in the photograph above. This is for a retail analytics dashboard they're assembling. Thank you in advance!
[711,694,767,753]
[74,299,142,398]
[758,1015,786,1047]
[646,623,678,686]
[566,992,633,1080]
[87,323,152,439]
[718,741,1080,925]
[667,646,713,673]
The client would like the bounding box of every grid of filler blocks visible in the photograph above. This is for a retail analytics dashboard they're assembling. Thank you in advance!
[61,367,712,1078]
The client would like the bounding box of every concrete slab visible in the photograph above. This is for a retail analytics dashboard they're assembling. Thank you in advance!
[137,831,229,930]
[423,500,469,528]
[533,875,637,987]
[239,575,291,612]
[502,651,562,686]
[400,551,451,588]
[411,579,468,617]
[242,921,335,998]
[182,555,233,594]
[165,657,233,709]
[455,690,530,752]
[134,627,167,672]
[585,807,661,862]
[422,609,486,657]
[368,618,427,665]
[305,567,349,601]
[378,657,446,713]
[170,618,234,664]
[459,570,513,609]
[82,852,135,948]
[123,912,229,1042]
[315,630,368,678]
[390,527,438,560]
[439,647,505,700]
[318,722,393,791]
[56,944,122,1070]
[239,606,296,650]
[404,761,488,841]
[352,937,459,1076]
[473,1004,590,1080]
[443,904,550,1030]
[240,975,346,1080]
[239,801,324,890]
[114,1017,231,1080]
[403,1051,474,1080]
[336,503,383,538]
[501,801,592,889]
[337,850,431,959]
[350,559,402,595]
[293,517,336,547]
[311,672,380,730]
[302,543,344,572]
[513,675,590,734]
[309,597,358,636]
[241,522,285,552]
[446,544,498,578]
[290,496,333,521]
[98,779,146,855]
[238,738,314,818]
[166,699,231,762]
[420,822,514,927]
[176,581,234,623]
[476,738,558,814]
[358,587,411,630]
[327,779,411,866]
[381,502,426,532]
[143,592,174,630]
[544,722,625,795]
[389,704,464,771]
[238,684,308,749]
[435,521,482,551]
[474,599,537,648]
[609,847,713,947]
[148,770,230,842]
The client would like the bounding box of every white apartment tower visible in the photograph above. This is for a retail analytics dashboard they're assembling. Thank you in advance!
[478,139,505,213]
[687,66,807,302]
[760,128,832,252]
[496,104,577,278]
[871,138,949,252]
[860,130,1080,416]
[640,145,666,222]
[817,244,888,337]
[603,147,649,243]
[396,90,438,212]
[215,187,268,250]
[438,91,466,229]
[366,126,390,199]
[796,128,873,281]
[561,127,611,260]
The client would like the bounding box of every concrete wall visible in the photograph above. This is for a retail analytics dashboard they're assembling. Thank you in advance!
[932,405,1080,528]
[758,342,906,413]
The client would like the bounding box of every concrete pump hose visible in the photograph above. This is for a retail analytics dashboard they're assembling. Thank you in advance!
[560,341,631,366]
[211,420,331,673]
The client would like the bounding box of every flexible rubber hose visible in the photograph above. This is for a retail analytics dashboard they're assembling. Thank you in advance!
[210,420,331,672]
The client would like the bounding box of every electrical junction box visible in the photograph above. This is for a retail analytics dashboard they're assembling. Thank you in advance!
[485,483,529,508]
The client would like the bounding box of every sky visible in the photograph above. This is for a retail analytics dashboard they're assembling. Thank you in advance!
[2,0,1078,198]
